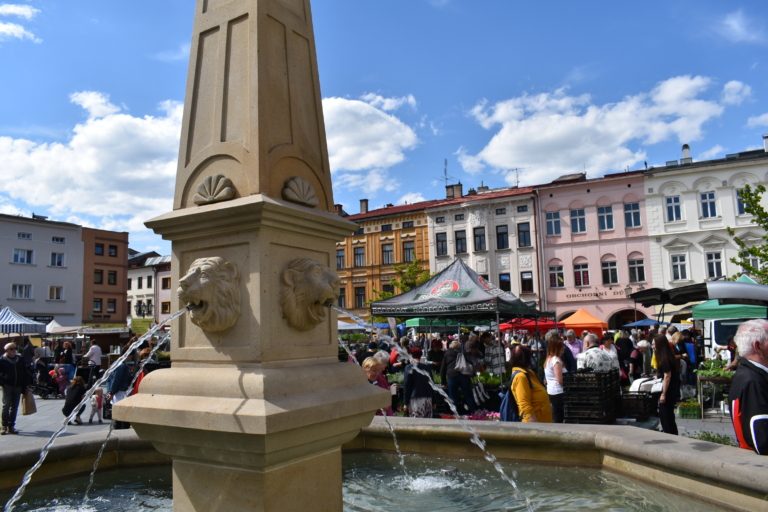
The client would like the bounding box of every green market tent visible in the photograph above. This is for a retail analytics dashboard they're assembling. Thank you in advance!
[692,274,767,320]
[405,317,461,328]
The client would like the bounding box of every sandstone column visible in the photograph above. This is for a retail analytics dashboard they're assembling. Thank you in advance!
[114,1,389,510]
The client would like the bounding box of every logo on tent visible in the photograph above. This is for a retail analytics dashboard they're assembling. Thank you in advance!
[414,279,470,299]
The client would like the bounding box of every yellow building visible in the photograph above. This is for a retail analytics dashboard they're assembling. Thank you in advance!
[336,199,442,320]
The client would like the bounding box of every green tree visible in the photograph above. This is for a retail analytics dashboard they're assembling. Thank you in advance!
[370,259,432,319]
[728,184,768,284]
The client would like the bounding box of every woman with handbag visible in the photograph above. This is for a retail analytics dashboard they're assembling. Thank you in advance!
[440,339,477,415]
[0,342,32,435]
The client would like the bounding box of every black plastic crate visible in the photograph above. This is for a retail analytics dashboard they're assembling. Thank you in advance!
[621,392,656,420]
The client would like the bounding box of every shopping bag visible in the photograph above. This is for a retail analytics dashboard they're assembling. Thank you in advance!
[22,390,37,415]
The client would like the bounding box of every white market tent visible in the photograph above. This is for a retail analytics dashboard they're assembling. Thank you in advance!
[0,306,46,335]
[46,319,81,335]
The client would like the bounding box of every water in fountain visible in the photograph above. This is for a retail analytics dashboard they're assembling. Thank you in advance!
[331,305,533,511]
[3,307,189,512]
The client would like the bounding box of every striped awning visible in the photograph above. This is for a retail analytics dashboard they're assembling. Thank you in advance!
[0,306,46,334]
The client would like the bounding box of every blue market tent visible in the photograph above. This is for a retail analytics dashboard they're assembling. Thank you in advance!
[0,306,46,334]
[623,318,669,328]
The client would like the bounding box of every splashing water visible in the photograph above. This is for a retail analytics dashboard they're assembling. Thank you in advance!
[3,307,189,512]
[331,305,533,511]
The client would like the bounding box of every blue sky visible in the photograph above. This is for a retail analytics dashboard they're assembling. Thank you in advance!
[1,1,767,254]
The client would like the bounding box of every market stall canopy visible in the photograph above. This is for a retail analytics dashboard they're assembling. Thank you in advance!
[560,308,608,332]
[337,320,364,331]
[0,306,46,334]
[632,280,768,307]
[404,317,461,328]
[500,318,562,332]
[46,319,82,335]
[370,258,540,318]
[692,275,767,319]
[622,318,669,328]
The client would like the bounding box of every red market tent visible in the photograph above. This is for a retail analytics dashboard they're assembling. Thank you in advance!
[500,318,562,332]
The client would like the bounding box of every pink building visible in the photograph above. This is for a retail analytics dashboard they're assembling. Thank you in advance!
[535,172,654,329]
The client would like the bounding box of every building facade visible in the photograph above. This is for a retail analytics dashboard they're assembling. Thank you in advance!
[426,186,542,307]
[536,172,655,327]
[0,214,84,325]
[645,139,768,319]
[82,227,129,325]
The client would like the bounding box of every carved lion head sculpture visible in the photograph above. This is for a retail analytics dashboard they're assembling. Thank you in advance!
[178,256,240,332]
[280,258,339,331]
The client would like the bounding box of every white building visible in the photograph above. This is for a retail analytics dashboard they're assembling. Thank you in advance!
[646,137,768,318]
[127,251,159,323]
[0,214,84,325]
[426,185,541,307]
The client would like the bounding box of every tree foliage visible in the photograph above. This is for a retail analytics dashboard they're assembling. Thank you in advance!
[728,184,768,284]
[371,259,432,302]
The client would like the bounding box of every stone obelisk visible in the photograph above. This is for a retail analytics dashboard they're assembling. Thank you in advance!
[114,1,389,510]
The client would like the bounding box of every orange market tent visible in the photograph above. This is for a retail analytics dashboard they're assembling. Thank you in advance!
[560,308,607,333]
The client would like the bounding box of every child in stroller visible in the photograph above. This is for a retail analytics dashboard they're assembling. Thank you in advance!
[31,358,60,399]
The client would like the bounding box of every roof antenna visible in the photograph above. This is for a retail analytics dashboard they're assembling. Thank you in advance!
[440,158,454,186]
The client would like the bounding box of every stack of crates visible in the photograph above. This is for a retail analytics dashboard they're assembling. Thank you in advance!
[621,392,657,421]
[563,369,620,424]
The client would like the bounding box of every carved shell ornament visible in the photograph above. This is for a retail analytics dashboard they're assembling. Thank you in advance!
[193,175,236,205]
[282,177,319,207]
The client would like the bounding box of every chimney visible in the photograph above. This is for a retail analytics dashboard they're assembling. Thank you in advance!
[763,134,768,153]
[333,204,344,216]
[446,182,463,199]
[681,144,692,164]
[359,199,368,214]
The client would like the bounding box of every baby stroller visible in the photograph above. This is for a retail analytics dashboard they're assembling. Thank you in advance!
[31,360,60,399]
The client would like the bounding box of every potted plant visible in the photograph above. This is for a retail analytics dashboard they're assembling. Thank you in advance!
[677,399,702,419]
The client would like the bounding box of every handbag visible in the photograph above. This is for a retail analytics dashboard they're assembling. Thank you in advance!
[454,352,474,375]
[22,390,37,415]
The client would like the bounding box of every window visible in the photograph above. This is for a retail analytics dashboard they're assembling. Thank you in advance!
[147,276,153,289]
[517,222,531,248]
[570,208,586,233]
[161,302,171,314]
[624,202,641,228]
[354,287,366,309]
[94,270,103,285]
[161,277,171,290]
[403,241,415,263]
[50,252,64,267]
[435,233,448,256]
[93,298,103,312]
[498,273,511,292]
[671,254,687,281]
[108,245,118,257]
[473,227,486,251]
[382,283,395,295]
[549,265,564,288]
[736,189,747,216]
[95,243,104,256]
[517,205,528,213]
[402,221,414,228]
[601,261,618,285]
[11,284,32,299]
[381,224,392,232]
[701,191,717,218]
[665,195,682,222]
[12,249,33,264]
[496,225,509,250]
[435,216,445,224]
[742,251,761,274]
[546,212,561,235]
[48,286,63,300]
[495,208,506,215]
[336,249,345,270]
[354,227,364,236]
[137,276,143,289]
[454,214,464,221]
[574,263,590,287]
[455,230,467,254]
[628,259,645,283]
[107,299,117,313]
[354,247,365,267]
[597,206,613,231]
[108,271,117,285]
[52,236,65,244]
[17,232,31,240]
[127,278,132,290]
[706,251,723,279]
[381,243,394,265]
[520,271,534,293]
[338,288,346,309]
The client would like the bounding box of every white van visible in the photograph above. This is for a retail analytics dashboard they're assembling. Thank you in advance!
[701,318,751,360]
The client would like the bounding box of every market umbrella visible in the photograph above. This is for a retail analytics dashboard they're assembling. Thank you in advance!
[560,308,608,333]
[622,318,669,328]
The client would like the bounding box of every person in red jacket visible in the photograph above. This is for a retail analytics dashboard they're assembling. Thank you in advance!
[729,319,768,455]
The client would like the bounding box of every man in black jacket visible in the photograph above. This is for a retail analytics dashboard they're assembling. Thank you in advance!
[0,342,32,435]
[729,319,768,455]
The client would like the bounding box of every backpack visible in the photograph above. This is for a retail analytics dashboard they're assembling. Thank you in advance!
[499,370,531,422]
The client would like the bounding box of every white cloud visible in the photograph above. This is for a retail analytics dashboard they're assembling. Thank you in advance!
[0,20,39,42]
[721,80,752,105]
[717,10,765,44]
[462,75,727,185]
[747,112,768,128]
[153,42,190,62]
[698,145,725,160]
[359,93,417,112]
[334,169,399,196]
[323,96,418,173]
[0,4,39,19]
[0,92,182,236]
[398,192,426,205]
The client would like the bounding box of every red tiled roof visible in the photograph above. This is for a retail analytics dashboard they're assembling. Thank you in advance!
[427,187,534,209]
[346,199,445,221]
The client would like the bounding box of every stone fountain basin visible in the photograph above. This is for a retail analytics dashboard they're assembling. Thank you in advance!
[1,418,765,511]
